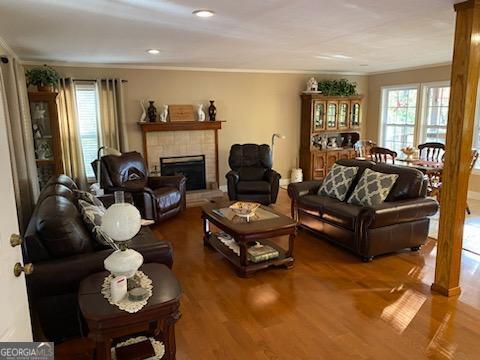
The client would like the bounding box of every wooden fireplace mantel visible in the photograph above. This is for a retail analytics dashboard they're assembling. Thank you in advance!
[138,121,224,185]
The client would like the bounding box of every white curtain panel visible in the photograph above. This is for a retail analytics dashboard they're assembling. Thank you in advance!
[0,57,39,232]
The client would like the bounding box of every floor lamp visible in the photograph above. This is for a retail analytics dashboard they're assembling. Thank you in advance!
[90,146,122,196]
[271,133,286,164]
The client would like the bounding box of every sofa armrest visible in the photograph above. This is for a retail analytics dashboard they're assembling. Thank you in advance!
[148,175,186,192]
[27,234,173,299]
[287,181,322,200]
[358,197,439,229]
[226,170,240,201]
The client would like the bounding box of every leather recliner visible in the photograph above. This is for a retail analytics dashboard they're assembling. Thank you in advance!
[226,144,281,205]
[288,159,439,261]
[23,175,174,342]
[99,151,186,223]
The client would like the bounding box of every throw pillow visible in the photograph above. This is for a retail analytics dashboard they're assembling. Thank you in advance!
[347,168,399,206]
[318,163,359,201]
[77,199,114,248]
[74,190,106,210]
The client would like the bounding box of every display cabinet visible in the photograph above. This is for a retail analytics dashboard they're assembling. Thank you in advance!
[300,94,364,180]
[28,92,63,190]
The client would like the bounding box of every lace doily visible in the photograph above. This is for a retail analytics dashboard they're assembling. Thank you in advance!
[101,271,153,313]
[111,336,165,360]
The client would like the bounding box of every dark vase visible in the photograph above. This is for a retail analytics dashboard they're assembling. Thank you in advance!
[147,101,157,122]
[208,100,217,121]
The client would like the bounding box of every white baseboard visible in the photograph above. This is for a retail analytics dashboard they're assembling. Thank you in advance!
[219,178,290,193]
[468,191,480,200]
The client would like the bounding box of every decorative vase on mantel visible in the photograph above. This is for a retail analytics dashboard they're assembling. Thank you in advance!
[208,100,217,121]
[147,101,157,122]
[37,84,54,92]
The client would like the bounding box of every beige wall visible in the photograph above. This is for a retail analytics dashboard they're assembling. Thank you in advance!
[44,66,368,185]
[366,64,480,193]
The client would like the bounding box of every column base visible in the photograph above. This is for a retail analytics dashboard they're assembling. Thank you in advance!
[431,283,461,297]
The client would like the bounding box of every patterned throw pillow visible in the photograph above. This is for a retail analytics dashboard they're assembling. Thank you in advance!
[74,190,106,210]
[77,199,115,248]
[318,163,359,201]
[347,168,399,206]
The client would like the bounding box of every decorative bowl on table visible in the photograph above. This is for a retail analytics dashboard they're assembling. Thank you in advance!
[229,202,260,220]
[401,146,416,161]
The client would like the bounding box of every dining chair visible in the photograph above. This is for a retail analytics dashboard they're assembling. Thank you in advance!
[354,140,377,159]
[418,142,445,162]
[370,147,398,164]
[467,149,479,215]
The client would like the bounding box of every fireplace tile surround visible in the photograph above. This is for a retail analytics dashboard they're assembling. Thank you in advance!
[145,130,217,186]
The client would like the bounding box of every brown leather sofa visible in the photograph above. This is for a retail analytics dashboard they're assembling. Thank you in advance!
[23,175,174,342]
[226,144,281,205]
[288,159,439,261]
[99,151,186,223]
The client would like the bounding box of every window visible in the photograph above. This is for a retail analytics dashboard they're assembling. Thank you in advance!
[75,82,100,180]
[380,86,419,154]
[421,84,450,144]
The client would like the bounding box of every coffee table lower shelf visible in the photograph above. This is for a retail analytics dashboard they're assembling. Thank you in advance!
[205,233,294,277]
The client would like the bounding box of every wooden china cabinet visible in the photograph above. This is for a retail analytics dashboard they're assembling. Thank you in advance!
[300,94,364,181]
[28,92,64,190]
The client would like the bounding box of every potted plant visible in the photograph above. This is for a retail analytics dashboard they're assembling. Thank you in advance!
[25,65,60,92]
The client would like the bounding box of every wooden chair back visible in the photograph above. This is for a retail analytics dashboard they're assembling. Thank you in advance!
[354,140,376,159]
[370,147,398,164]
[418,142,445,162]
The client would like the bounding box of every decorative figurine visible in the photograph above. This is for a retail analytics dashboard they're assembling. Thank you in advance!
[328,137,338,148]
[32,123,43,138]
[208,100,217,121]
[320,135,328,149]
[147,101,157,122]
[138,100,146,123]
[197,104,206,122]
[159,105,168,123]
[347,135,353,147]
[306,77,318,92]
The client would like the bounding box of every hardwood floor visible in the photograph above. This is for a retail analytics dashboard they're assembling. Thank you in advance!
[152,189,480,359]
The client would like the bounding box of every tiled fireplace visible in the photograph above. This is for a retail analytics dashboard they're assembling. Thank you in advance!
[138,121,225,206]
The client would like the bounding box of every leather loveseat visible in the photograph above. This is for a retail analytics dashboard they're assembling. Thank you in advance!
[99,151,186,223]
[23,175,174,342]
[288,159,438,261]
[226,144,281,205]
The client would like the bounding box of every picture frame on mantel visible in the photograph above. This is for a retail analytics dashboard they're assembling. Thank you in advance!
[169,105,195,122]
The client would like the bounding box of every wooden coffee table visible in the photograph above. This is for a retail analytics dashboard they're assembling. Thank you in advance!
[78,263,181,360]
[201,201,297,277]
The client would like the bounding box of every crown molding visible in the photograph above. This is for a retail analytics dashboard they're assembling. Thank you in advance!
[20,59,368,76]
[368,62,452,76]
[0,36,19,60]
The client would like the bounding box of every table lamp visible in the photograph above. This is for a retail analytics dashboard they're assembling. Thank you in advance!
[101,194,143,279]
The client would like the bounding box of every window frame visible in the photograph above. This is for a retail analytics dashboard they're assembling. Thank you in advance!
[74,80,101,182]
[378,83,422,152]
[419,81,451,145]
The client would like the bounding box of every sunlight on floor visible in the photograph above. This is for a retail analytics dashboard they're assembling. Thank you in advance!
[381,289,427,333]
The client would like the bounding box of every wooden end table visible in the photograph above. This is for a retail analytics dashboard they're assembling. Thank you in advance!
[78,263,181,360]
[201,201,297,277]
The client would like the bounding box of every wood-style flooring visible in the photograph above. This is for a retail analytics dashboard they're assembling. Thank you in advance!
[151,189,480,359]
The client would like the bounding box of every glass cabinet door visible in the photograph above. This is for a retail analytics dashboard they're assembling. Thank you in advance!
[326,101,338,129]
[312,100,326,131]
[30,100,55,189]
[350,101,361,128]
[338,101,349,129]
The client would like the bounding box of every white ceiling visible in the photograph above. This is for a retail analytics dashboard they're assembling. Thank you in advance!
[0,0,457,73]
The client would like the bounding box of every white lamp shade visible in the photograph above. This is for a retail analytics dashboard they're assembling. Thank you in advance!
[104,249,144,278]
[101,203,141,242]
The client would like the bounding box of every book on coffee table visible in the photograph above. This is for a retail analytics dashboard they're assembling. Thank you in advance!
[247,244,279,263]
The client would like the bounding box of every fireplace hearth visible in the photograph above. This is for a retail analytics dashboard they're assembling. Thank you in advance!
[160,155,206,191]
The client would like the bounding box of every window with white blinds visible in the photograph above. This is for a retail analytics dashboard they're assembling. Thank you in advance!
[75,82,99,180]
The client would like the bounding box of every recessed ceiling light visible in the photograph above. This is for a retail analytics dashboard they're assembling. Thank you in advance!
[147,49,160,55]
[193,9,215,18]
[359,64,369,67]
[315,55,333,60]
[331,54,352,59]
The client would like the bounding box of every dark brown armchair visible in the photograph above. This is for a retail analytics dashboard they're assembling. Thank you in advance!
[226,144,281,205]
[98,151,186,222]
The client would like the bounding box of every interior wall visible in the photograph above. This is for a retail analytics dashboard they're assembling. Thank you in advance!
[367,64,480,193]
[37,66,368,186]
